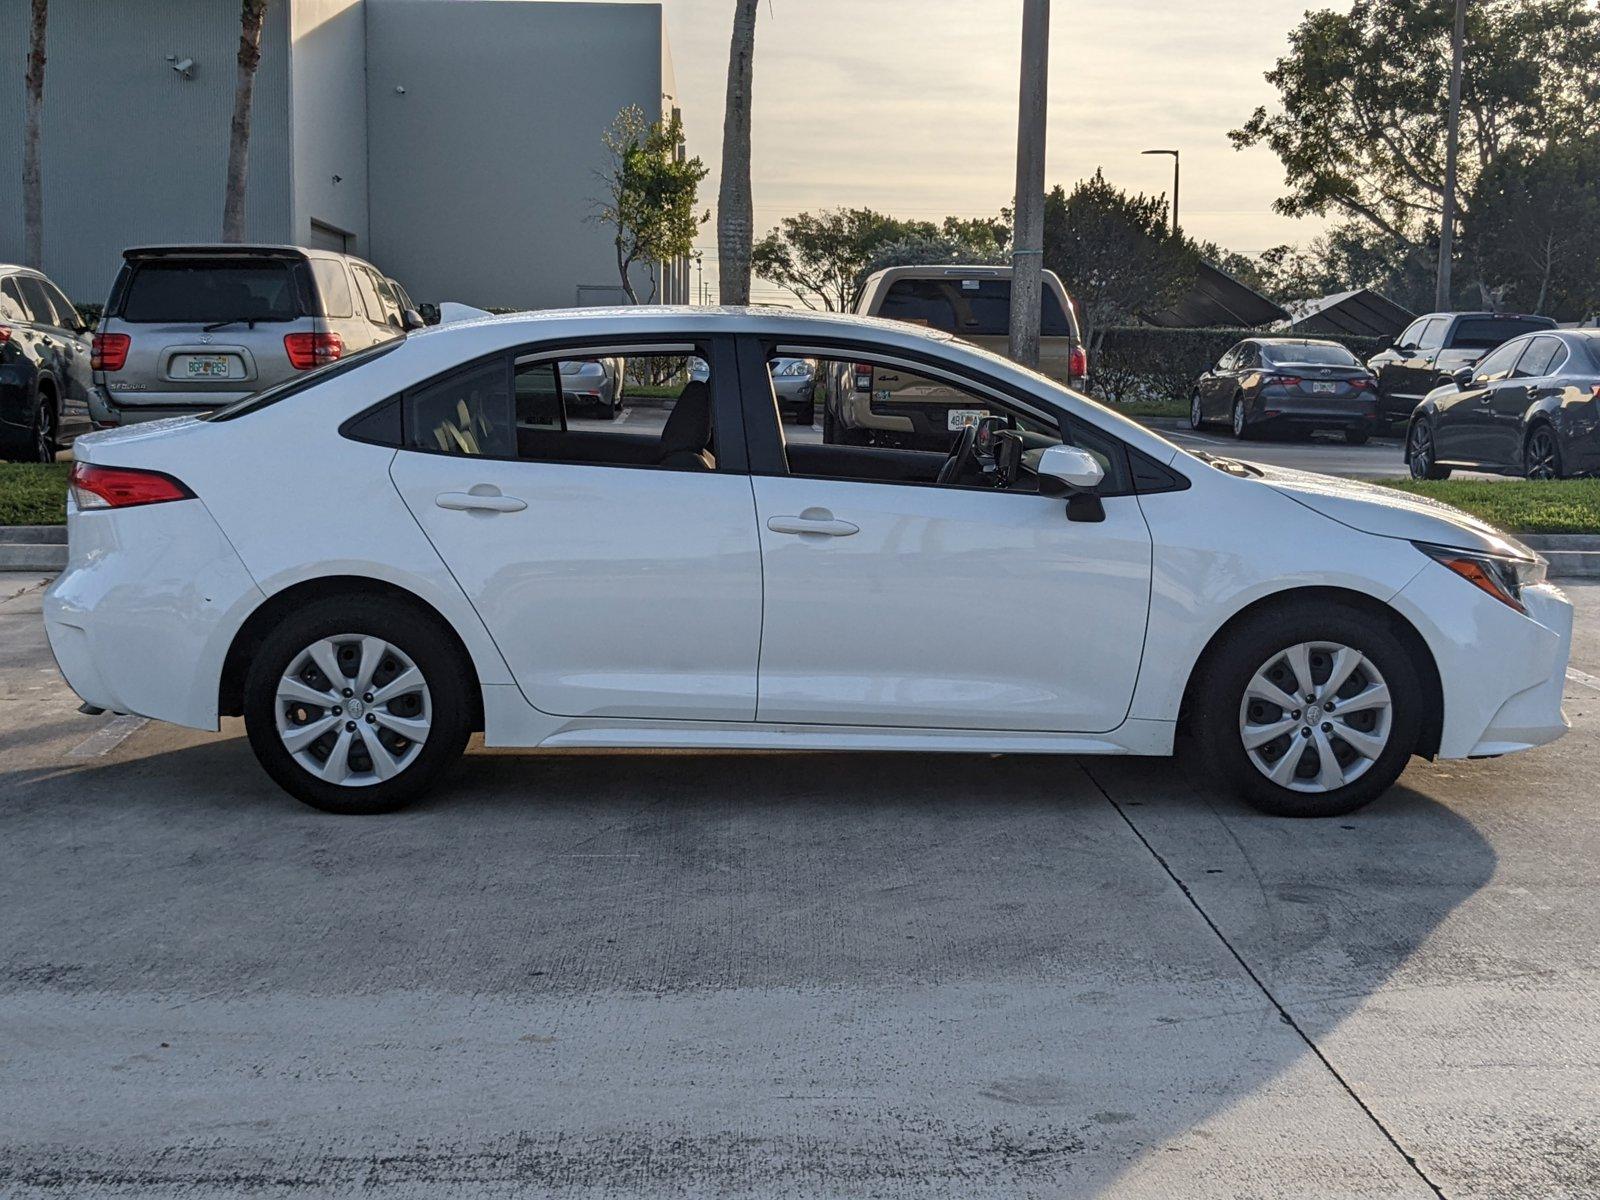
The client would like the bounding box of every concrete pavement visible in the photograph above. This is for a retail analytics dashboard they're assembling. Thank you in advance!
[2,572,1599,1197]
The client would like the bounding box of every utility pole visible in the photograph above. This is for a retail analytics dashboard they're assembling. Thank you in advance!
[1142,149,1180,235]
[1436,0,1466,310]
[1008,0,1050,369]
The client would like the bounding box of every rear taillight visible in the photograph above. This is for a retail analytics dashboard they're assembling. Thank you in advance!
[69,462,194,511]
[1265,373,1303,387]
[283,332,344,371]
[1069,345,1088,379]
[1352,377,1376,391]
[852,362,874,391]
[91,333,130,371]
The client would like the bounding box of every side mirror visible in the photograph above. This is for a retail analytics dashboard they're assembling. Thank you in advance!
[1452,366,1475,389]
[1038,444,1105,492]
[402,308,427,332]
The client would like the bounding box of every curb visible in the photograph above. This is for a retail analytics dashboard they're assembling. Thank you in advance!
[1521,536,1600,581]
[0,525,66,571]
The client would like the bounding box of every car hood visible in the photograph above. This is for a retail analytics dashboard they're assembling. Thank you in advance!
[1227,460,1537,560]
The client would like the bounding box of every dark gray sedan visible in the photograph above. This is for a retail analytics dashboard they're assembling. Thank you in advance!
[1190,338,1381,444]
[1405,329,1600,480]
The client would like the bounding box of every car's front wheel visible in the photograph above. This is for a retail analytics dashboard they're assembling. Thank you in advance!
[1231,396,1251,440]
[1189,391,1205,430]
[243,595,473,814]
[1191,601,1423,817]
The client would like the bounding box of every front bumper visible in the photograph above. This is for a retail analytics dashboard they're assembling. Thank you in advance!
[1391,564,1573,759]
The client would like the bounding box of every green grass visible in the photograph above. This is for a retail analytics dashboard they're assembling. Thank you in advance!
[1372,477,1600,535]
[0,463,70,526]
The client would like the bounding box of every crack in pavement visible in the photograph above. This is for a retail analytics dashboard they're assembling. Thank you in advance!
[1080,761,1450,1200]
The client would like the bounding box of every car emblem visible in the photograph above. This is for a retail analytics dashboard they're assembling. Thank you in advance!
[199,334,213,344]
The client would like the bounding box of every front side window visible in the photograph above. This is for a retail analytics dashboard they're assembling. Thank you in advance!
[1416,319,1448,350]
[0,277,24,322]
[1396,320,1427,349]
[1473,340,1527,384]
[16,276,60,326]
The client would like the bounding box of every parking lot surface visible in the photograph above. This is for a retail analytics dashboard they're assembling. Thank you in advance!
[3,572,1598,1198]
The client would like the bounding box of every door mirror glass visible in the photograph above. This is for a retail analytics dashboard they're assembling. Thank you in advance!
[1038,444,1105,492]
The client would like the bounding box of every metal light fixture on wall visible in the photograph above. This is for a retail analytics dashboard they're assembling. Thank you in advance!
[166,55,196,80]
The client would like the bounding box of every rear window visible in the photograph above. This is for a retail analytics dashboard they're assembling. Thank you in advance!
[878,279,1071,338]
[118,258,305,323]
[1263,343,1359,366]
[1452,316,1554,349]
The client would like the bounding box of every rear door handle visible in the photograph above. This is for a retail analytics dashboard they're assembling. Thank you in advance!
[436,488,527,513]
[767,510,858,537]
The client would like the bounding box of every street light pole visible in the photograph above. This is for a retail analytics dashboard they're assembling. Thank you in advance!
[1141,149,1180,235]
[1008,0,1050,369]
[1436,0,1467,310]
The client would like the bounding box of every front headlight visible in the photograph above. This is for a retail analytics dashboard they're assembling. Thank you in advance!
[776,360,810,376]
[1414,542,1546,614]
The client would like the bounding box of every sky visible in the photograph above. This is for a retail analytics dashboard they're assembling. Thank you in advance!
[637,0,1336,304]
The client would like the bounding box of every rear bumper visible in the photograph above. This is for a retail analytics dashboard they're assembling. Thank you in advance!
[1252,395,1380,430]
[43,497,264,729]
[89,385,247,425]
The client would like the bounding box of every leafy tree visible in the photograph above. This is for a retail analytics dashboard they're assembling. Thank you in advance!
[1467,139,1600,318]
[1042,170,1199,341]
[752,209,945,311]
[717,0,760,304]
[939,215,1011,256]
[22,0,48,268]
[1231,0,1600,277]
[223,0,269,242]
[858,232,1008,285]
[595,106,709,304]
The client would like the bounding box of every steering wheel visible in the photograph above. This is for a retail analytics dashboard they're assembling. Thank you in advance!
[937,422,979,486]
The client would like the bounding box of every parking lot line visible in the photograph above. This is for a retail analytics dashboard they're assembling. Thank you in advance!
[65,714,149,759]
[1568,667,1600,694]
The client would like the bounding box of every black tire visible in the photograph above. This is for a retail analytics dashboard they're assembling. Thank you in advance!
[1189,391,1206,430]
[1344,426,1369,446]
[1191,600,1424,817]
[243,594,473,814]
[1231,396,1252,440]
[27,388,58,463]
[822,405,838,443]
[1524,424,1562,480]
[1407,418,1451,480]
[797,403,815,427]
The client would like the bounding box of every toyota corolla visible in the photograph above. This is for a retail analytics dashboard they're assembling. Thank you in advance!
[44,309,1572,818]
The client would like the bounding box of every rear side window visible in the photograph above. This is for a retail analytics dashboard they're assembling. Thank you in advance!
[351,267,389,326]
[309,260,354,318]
[0,277,23,322]
[402,358,515,457]
[118,259,304,323]
[1452,316,1553,349]
[878,279,1070,337]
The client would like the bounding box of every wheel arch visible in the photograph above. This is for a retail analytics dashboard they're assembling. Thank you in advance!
[1177,585,1444,759]
[219,575,484,730]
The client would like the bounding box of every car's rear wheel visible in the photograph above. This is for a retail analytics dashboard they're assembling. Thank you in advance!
[1407,419,1451,480]
[243,595,473,814]
[30,390,58,463]
[1524,425,1562,480]
[1191,602,1423,817]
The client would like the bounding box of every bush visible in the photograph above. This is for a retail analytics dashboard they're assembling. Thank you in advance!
[1089,326,1391,406]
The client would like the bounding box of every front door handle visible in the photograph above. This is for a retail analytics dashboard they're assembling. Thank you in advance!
[436,487,527,513]
[767,508,858,537]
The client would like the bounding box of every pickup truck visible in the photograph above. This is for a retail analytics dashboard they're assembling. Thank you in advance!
[1367,310,1556,426]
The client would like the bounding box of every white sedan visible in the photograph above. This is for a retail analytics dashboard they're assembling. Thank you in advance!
[44,308,1572,817]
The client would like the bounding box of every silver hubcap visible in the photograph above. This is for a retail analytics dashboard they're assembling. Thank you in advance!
[1239,641,1393,794]
[274,634,431,787]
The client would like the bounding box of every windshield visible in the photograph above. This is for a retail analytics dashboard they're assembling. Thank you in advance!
[1263,343,1359,366]
[118,259,305,324]
[201,340,401,422]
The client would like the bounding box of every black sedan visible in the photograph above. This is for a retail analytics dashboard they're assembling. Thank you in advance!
[1406,329,1600,480]
[1190,338,1381,444]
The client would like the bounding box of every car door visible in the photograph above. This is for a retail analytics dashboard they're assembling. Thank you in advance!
[1486,336,1564,468]
[1203,344,1242,417]
[32,276,93,409]
[741,340,1154,734]
[386,336,765,722]
[1434,339,1526,464]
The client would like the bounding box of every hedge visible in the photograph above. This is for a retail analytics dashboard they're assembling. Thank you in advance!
[1089,326,1392,406]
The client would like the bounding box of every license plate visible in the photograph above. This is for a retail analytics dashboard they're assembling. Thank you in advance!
[1312,381,1338,394]
[186,355,231,378]
[947,408,990,431]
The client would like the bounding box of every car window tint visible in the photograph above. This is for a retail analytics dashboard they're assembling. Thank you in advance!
[0,277,29,322]
[1511,337,1563,379]
[119,259,302,323]
[38,279,79,328]
[1454,316,1553,349]
[1474,341,1526,383]
[1263,342,1358,366]
[15,276,60,325]
[1397,320,1426,348]
[351,267,387,325]
[369,273,403,327]
[1416,319,1447,350]
[403,358,515,457]
[878,279,1070,337]
[310,260,355,318]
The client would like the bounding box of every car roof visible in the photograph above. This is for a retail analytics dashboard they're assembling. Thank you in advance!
[1252,337,1345,346]
[1416,310,1557,322]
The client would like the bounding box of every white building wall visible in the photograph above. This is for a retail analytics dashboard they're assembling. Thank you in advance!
[288,0,371,253]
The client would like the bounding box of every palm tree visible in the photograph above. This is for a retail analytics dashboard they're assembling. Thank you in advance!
[222,0,270,242]
[22,0,48,269]
[716,0,760,304]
